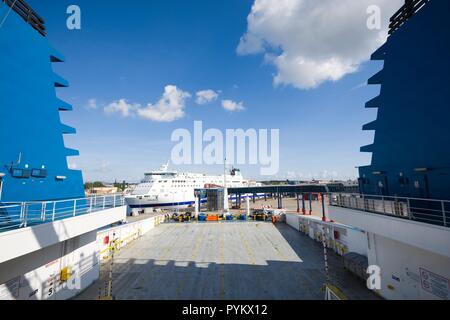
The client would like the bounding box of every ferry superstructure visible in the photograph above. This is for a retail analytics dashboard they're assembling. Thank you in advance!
[125,165,258,209]
[328,0,450,300]
[0,0,127,301]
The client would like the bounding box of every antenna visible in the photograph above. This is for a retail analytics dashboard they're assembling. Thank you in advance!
[224,156,227,188]
[223,156,229,213]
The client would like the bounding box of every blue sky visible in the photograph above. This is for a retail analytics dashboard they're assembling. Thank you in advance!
[26,0,396,183]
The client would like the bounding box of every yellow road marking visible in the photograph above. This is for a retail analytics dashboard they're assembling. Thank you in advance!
[239,225,256,265]
[158,224,186,261]
[176,224,205,298]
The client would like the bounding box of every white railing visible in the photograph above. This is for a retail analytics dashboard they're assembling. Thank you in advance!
[330,193,450,228]
[0,194,125,232]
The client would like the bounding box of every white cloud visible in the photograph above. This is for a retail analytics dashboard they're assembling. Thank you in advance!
[195,90,219,105]
[86,98,98,110]
[222,100,245,112]
[103,85,191,122]
[104,99,138,117]
[137,85,191,122]
[237,0,403,89]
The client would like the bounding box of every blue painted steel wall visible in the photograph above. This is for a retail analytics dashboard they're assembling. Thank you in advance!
[359,1,450,200]
[0,3,84,202]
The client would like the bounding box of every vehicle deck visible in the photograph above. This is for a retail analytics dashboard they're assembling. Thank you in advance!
[77,222,378,300]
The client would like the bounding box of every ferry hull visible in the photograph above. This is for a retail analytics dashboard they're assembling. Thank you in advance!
[125,197,201,209]
[125,193,267,210]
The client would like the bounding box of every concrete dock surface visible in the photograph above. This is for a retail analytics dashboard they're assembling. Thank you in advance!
[78,222,378,300]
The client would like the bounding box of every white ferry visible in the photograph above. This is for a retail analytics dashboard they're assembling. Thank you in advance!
[125,164,259,209]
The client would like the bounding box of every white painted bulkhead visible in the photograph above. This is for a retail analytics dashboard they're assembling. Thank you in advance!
[367,233,450,300]
[329,206,450,258]
[330,206,450,300]
[0,206,127,264]
[0,206,127,300]
[97,214,166,261]
[285,213,368,256]
[0,231,99,300]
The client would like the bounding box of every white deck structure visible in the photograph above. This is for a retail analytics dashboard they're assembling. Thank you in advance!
[0,195,126,300]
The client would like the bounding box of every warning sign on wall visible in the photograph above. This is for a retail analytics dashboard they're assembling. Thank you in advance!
[420,268,450,300]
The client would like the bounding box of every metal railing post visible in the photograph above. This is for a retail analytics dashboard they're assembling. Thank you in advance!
[442,201,447,227]
[52,202,56,221]
[41,202,47,222]
[73,199,77,217]
[89,197,93,213]
[407,198,412,220]
[382,197,386,214]
[20,202,25,227]
[24,204,28,228]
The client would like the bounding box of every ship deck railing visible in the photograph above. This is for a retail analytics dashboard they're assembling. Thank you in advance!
[2,0,46,36]
[389,0,430,35]
[330,193,450,228]
[0,194,125,233]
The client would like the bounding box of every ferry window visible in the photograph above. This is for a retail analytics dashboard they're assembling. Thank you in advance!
[12,169,31,179]
[31,169,47,178]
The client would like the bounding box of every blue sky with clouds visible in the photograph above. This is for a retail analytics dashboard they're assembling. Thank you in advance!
[26,0,403,182]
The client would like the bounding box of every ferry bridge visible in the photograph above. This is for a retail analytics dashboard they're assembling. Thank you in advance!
[228,185,327,211]
[195,185,332,220]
